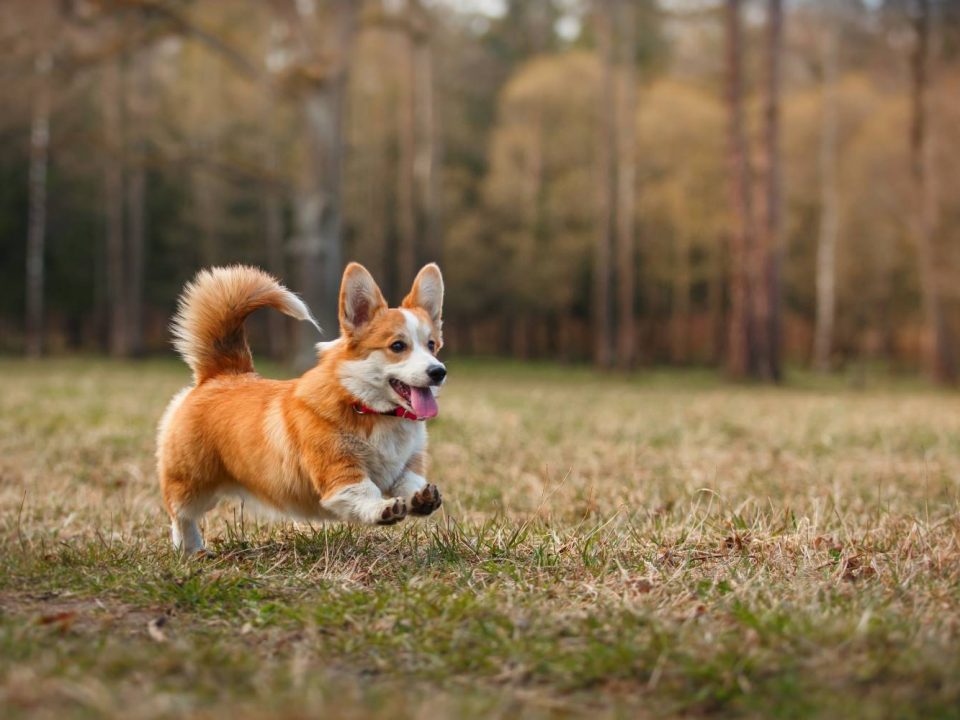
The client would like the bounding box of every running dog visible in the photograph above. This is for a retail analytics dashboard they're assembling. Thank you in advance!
[156,262,446,554]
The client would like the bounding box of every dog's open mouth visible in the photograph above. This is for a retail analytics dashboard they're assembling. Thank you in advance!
[389,378,439,419]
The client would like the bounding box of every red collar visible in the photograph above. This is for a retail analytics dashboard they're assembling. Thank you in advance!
[352,402,424,421]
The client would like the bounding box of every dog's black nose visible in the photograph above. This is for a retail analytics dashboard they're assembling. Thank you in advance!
[427,364,447,384]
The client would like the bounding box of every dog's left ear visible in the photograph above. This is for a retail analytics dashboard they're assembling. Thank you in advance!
[402,264,444,329]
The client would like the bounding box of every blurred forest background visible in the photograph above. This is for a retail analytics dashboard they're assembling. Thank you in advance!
[1,0,958,382]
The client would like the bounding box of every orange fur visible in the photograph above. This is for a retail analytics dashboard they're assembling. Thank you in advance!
[170,265,319,384]
[157,263,446,553]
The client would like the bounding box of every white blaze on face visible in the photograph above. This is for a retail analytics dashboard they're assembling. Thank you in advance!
[392,309,442,419]
[391,310,438,388]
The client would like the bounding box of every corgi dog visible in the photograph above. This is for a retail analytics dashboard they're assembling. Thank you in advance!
[156,262,446,555]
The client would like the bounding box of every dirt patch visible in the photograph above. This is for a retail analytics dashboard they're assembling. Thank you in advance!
[0,591,172,641]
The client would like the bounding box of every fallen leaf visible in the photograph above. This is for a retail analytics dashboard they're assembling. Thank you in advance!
[147,616,167,643]
[37,611,76,628]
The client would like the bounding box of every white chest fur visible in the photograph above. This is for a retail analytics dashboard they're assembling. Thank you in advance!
[342,420,426,492]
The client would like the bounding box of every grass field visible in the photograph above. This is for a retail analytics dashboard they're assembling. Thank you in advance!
[1,358,959,719]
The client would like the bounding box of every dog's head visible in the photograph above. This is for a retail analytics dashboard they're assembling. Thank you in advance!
[333,262,446,419]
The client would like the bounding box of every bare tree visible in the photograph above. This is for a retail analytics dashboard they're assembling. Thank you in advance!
[25,49,52,357]
[813,14,839,372]
[593,0,615,369]
[724,0,755,378]
[909,0,955,383]
[614,0,637,370]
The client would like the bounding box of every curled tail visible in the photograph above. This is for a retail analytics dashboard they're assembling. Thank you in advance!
[171,266,319,383]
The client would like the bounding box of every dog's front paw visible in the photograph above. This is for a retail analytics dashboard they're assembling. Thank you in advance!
[409,484,442,516]
[377,497,408,525]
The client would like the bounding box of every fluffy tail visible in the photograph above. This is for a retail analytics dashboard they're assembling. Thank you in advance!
[171,266,319,383]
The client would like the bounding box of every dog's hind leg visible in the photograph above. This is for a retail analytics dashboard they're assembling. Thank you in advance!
[171,512,205,555]
[161,473,217,556]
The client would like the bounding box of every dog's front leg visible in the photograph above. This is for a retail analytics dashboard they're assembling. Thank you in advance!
[391,470,442,516]
[323,477,408,526]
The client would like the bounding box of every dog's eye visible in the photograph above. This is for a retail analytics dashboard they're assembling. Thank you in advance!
[390,340,407,353]
[427,340,436,353]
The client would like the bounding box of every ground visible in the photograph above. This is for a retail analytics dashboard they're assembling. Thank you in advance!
[1,358,959,719]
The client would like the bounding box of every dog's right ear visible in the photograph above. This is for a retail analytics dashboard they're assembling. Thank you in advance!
[339,263,387,337]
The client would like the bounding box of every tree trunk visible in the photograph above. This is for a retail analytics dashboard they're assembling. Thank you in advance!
[724,0,755,378]
[261,39,287,360]
[263,174,287,359]
[126,157,145,356]
[671,232,691,364]
[758,0,784,381]
[614,0,637,370]
[193,54,222,267]
[25,50,52,357]
[708,236,726,365]
[910,0,956,384]
[813,18,839,372]
[396,2,418,289]
[125,53,149,357]
[102,57,128,358]
[592,0,615,369]
[411,0,440,265]
[293,0,358,369]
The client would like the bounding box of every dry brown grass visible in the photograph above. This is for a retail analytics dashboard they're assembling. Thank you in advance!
[2,358,959,719]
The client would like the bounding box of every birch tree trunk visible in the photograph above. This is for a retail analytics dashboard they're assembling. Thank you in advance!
[813,19,839,372]
[614,0,637,370]
[592,0,615,369]
[25,50,52,357]
[724,0,755,378]
[102,57,128,358]
[397,0,438,290]
[910,0,956,383]
[292,0,358,368]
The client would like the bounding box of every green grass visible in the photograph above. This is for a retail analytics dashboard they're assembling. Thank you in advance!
[1,358,959,718]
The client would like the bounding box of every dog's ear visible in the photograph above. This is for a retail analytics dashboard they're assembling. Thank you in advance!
[402,264,444,329]
[339,263,387,336]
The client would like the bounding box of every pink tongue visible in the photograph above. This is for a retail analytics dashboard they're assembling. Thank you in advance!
[410,386,439,419]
